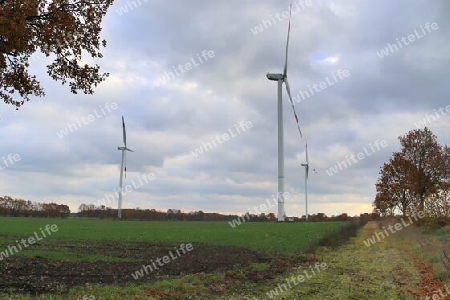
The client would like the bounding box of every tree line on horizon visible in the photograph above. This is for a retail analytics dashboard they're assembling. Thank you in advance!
[374,127,449,217]
[0,195,363,221]
[76,204,358,222]
[0,196,70,217]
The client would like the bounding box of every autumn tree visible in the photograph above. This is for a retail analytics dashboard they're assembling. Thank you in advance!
[441,145,450,192]
[0,0,114,109]
[375,152,416,216]
[399,127,444,211]
[426,145,450,217]
[374,127,447,216]
[373,192,393,217]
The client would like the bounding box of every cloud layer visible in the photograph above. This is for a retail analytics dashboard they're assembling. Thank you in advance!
[1,0,449,217]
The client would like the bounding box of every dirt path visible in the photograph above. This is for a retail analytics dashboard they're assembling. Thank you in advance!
[268,220,447,299]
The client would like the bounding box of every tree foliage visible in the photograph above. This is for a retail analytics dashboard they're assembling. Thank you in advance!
[399,127,444,210]
[374,128,448,216]
[0,195,70,217]
[0,0,114,109]
[375,152,416,216]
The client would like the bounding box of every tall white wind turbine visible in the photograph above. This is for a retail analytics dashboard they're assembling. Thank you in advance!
[266,4,303,222]
[117,116,134,219]
[301,142,309,221]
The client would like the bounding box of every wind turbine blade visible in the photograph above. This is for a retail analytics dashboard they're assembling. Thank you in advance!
[282,6,303,141]
[306,142,309,165]
[283,3,292,77]
[124,151,127,179]
[306,142,309,180]
[122,116,127,147]
[284,78,293,105]
[285,79,303,139]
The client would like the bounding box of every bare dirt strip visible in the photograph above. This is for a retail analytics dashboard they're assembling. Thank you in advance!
[0,239,270,294]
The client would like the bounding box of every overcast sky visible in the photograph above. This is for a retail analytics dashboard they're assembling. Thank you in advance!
[1,0,449,217]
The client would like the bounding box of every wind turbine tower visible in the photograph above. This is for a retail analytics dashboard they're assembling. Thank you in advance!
[266,4,302,221]
[301,142,309,221]
[117,116,134,219]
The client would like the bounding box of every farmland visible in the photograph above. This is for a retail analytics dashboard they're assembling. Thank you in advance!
[0,217,350,299]
[2,217,450,299]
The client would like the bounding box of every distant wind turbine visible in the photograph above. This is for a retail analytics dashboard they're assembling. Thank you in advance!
[301,142,309,221]
[266,4,303,222]
[301,142,317,221]
[117,116,134,219]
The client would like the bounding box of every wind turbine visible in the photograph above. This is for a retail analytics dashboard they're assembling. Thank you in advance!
[266,4,303,222]
[301,142,309,221]
[117,116,134,219]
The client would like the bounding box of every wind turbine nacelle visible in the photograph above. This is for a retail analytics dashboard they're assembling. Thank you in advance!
[118,146,134,152]
[266,73,284,81]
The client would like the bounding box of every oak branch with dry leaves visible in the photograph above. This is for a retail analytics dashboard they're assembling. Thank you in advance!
[0,0,114,109]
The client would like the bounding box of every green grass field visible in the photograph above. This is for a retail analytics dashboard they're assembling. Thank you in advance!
[0,217,351,299]
[0,217,348,255]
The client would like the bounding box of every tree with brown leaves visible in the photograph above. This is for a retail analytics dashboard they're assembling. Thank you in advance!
[0,0,114,109]
[426,145,450,217]
[374,127,447,216]
[399,127,444,211]
[375,152,416,216]
[373,192,392,217]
